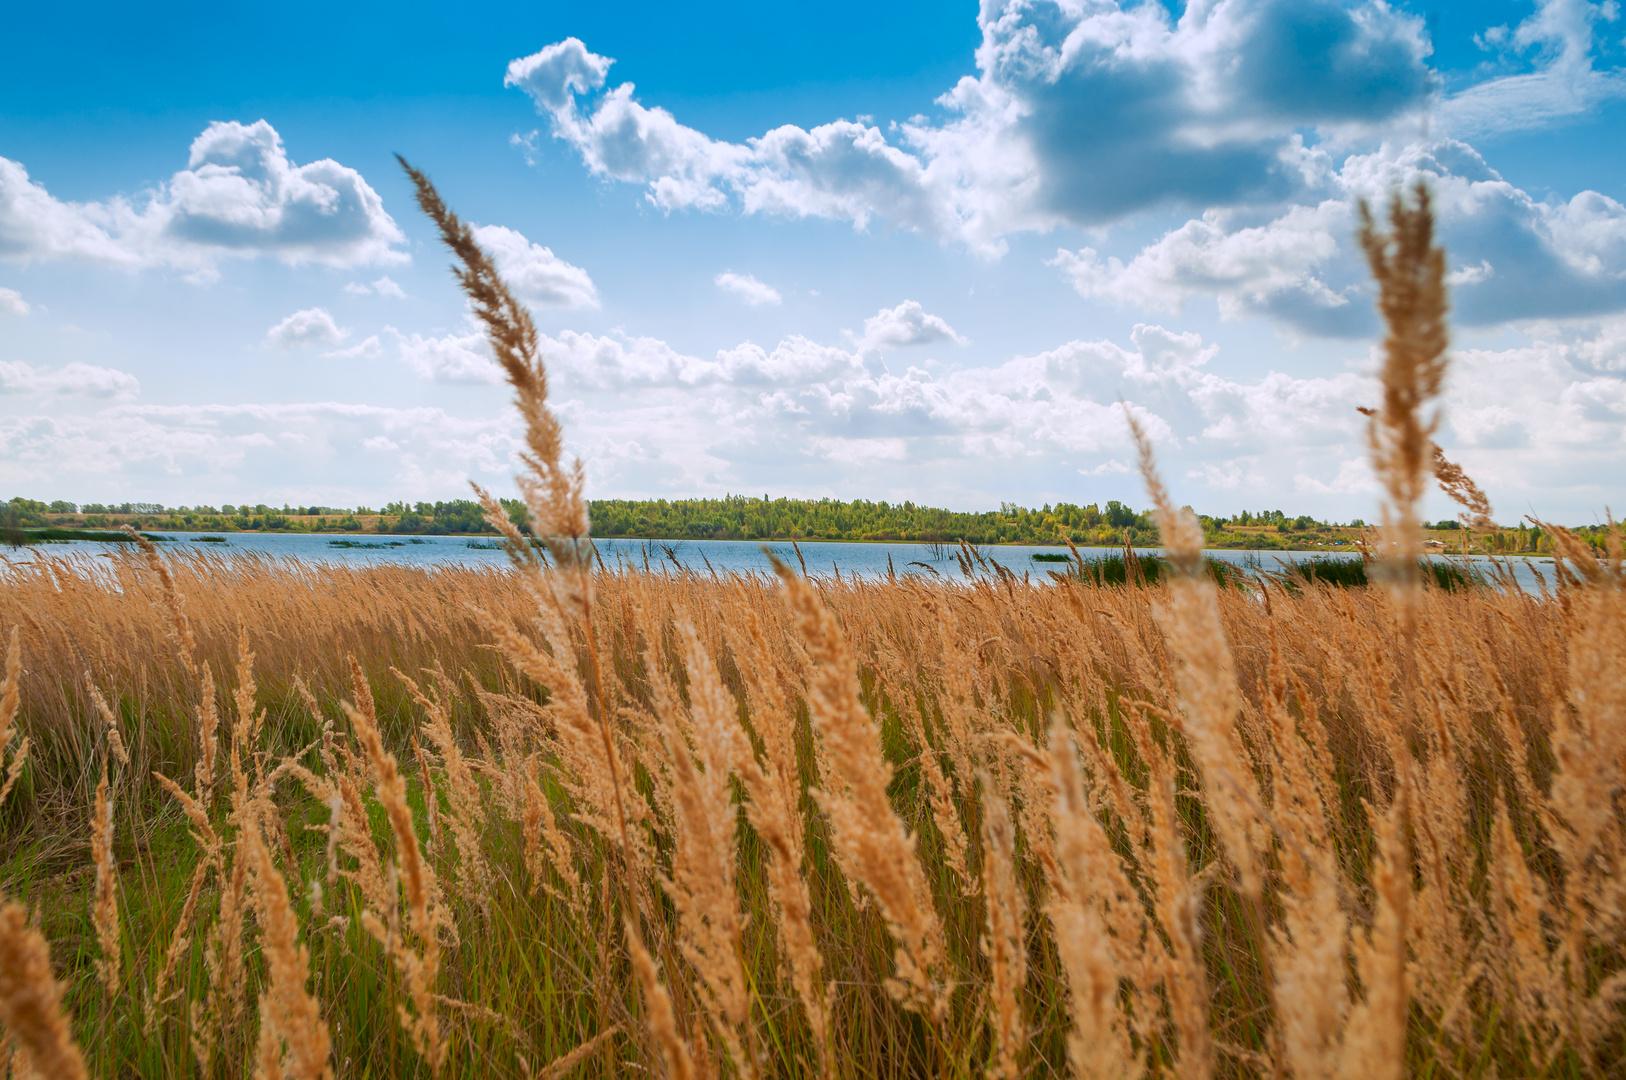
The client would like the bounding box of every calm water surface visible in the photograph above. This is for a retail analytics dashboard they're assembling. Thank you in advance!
[7,532,1556,593]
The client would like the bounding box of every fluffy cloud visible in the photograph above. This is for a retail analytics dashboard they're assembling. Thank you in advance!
[514,318,1383,505]
[0,401,518,493]
[326,335,383,360]
[714,271,781,306]
[0,121,406,276]
[507,4,1431,251]
[0,287,26,317]
[472,225,598,308]
[392,328,502,383]
[1055,140,1626,335]
[1443,0,1626,138]
[7,312,1617,516]
[859,300,967,349]
[0,360,139,398]
[503,4,1626,338]
[520,303,959,391]
[267,308,348,351]
[539,330,719,388]
[475,309,1618,517]
[344,276,407,298]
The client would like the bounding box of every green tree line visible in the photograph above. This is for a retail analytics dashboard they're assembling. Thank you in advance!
[4,494,1608,552]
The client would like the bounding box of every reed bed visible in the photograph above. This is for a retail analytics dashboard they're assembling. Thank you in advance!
[1,176,1621,1079]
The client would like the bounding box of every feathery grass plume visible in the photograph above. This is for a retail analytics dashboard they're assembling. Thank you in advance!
[483,607,634,851]
[0,627,25,809]
[195,663,219,795]
[1341,795,1410,1080]
[242,807,335,1080]
[85,679,129,767]
[147,767,222,1032]
[626,917,695,1080]
[899,700,971,886]
[1042,716,1140,1078]
[397,156,626,790]
[229,625,265,802]
[775,560,949,1022]
[194,631,261,1062]
[1431,444,1494,531]
[977,773,1026,1080]
[146,858,210,1032]
[1527,519,1626,1057]
[727,608,829,1065]
[306,761,396,934]
[121,524,197,672]
[343,689,445,1073]
[520,753,583,911]
[0,900,88,1080]
[1533,519,1625,864]
[396,667,492,910]
[530,1026,621,1080]
[883,597,976,888]
[397,159,590,578]
[654,618,752,1069]
[1127,408,1264,896]
[1356,181,1449,595]
[205,836,250,1050]
[397,171,652,1069]
[398,155,592,646]
[1136,725,1215,1080]
[1257,620,1351,1078]
[1490,798,1562,1057]
[90,760,121,997]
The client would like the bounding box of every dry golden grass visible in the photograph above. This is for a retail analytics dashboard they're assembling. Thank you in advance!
[0,541,1615,1077]
[0,180,1621,1079]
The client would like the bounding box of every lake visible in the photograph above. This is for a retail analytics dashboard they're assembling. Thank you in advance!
[4,531,1558,593]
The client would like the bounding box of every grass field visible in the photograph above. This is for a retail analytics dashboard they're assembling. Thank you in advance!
[0,527,1621,1078]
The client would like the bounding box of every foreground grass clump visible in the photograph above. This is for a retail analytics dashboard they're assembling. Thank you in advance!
[0,538,1622,1078]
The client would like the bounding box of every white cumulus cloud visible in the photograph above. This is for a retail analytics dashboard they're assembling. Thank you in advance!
[326,335,382,360]
[505,4,1433,252]
[714,271,781,306]
[473,225,598,308]
[0,120,406,277]
[267,308,348,351]
[0,360,139,398]
[1055,140,1626,336]
[344,276,407,298]
[0,402,519,491]
[392,328,502,383]
[0,287,27,316]
[859,300,967,349]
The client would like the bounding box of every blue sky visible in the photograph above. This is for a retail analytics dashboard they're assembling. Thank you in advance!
[2,0,1624,521]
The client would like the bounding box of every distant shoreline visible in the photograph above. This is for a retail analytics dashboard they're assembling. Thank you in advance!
[8,527,1556,559]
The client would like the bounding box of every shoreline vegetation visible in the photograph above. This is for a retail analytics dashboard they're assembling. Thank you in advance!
[1,494,1605,554]
[2,177,1623,1080]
